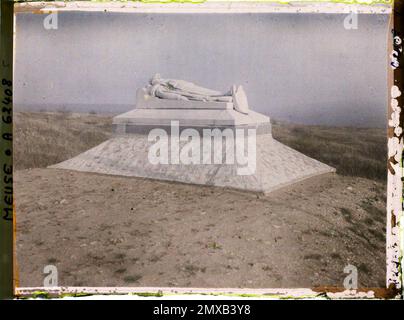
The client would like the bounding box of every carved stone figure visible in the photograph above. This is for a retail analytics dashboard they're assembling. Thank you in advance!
[145,74,249,114]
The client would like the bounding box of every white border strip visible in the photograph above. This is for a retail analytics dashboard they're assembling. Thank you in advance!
[14,1,392,14]
[16,286,384,299]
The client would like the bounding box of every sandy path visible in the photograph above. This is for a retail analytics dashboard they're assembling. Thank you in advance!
[15,168,386,288]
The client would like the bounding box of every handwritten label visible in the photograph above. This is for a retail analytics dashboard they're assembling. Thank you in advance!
[1,77,12,221]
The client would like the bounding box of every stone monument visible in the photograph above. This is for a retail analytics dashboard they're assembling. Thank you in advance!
[50,75,335,193]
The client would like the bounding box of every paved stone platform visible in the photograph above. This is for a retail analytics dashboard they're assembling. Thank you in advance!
[50,132,335,193]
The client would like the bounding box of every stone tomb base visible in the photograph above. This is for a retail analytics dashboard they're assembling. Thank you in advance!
[50,124,335,193]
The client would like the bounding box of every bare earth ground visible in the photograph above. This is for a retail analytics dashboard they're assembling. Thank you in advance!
[14,112,387,288]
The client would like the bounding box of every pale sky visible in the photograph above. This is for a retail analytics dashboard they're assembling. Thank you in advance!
[15,12,389,127]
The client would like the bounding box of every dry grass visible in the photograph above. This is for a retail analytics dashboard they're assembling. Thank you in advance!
[14,112,387,182]
[271,120,387,181]
[13,111,112,170]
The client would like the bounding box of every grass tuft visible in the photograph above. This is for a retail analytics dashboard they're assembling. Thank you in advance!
[123,274,142,283]
[272,121,387,181]
[14,111,112,170]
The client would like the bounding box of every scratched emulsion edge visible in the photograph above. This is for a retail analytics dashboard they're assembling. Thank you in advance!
[8,0,401,299]
[387,0,403,296]
[0,0,14,300]
[10,0,397,4]
[12,0,395,13]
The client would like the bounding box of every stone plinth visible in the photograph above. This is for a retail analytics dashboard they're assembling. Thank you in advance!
[50,86,335,193]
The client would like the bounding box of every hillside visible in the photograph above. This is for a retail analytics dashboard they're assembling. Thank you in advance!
[14,112,387,288]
